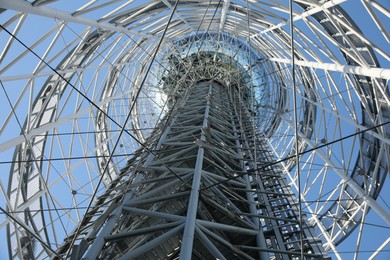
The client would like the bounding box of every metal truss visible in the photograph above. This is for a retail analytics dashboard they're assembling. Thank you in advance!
[0,0,389,259]
[56,81,326,259]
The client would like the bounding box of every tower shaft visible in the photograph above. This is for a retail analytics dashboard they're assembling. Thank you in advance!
[60,81,324,259]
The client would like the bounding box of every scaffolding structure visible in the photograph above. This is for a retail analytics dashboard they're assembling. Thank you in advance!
[0,0,389,259]
[56,80,326,259]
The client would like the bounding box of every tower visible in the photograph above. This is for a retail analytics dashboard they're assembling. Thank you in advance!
[0,0,389,259]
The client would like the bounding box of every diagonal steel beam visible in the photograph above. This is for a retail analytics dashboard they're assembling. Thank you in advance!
[0,0,159,40]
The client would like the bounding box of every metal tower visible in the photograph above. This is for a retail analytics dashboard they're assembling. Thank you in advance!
[0,0,389,259]
[56,79,326,259]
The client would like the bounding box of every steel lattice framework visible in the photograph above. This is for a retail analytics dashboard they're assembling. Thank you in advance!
[57,80,327,259]
[0,0,389,259]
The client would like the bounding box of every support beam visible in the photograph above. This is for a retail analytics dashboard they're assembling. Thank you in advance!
[270,57,390,80]
[179,83,212,259]
[195,225,226,260]
[105,221,184,241]
[0,0,158,39]
[118,223,184,260]
[219,0,231,33]
[253,0,347,37]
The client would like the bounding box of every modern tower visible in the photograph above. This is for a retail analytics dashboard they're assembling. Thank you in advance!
[0,0,389,259]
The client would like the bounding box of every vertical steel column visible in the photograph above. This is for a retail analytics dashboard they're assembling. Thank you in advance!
[179,83,212,259]
[228,89,269,259]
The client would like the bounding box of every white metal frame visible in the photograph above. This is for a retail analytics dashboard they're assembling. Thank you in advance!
[0,0,388,259]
